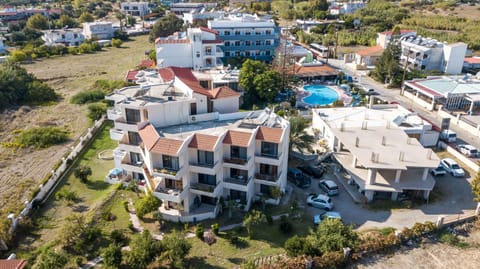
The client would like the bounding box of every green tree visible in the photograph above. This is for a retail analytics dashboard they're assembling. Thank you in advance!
[243,210,267,238]
[116,11,126,31]
[149,14,184,42]
[87,102,107,120]
[160,229,192,268]
[306,219,359,256]
[124,230,161,269]
[26,14,49,30]
[253,70,282,102]
[371,41,403,86]
[32,248,68,269]
[284,235,307,257]
[134,192,161,218]
[58,14,78,28]
[11,50,27,62]
[239,59,267,95]
[79,12,95,23]
[127,15,136,26]
[289,116,315,154]
[102,244,122,268]
[471,161,480,201]
[74,165,92,183]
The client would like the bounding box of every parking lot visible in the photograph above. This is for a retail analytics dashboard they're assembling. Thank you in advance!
[290,163,477,231]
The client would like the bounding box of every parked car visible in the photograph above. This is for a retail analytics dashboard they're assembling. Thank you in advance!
[298,165,324,178]
[440,130,457,143]
[430,165,447,176]
[306,193,333,210]
[287,168,312,188]
[318,180,339,196]
[457,144,479,158]
[313,211,342,225]
[440,158,465,177]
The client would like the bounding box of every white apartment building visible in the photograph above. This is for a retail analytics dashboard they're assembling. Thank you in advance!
[400,35,467,75]
[155,27,224,71]
[376,29,416,49]
[312,105,440,202]
[120,1,150,17]
[106,66,289,222]
[83,21,114,40]
[42,29,85,46]
[329,1,366,15]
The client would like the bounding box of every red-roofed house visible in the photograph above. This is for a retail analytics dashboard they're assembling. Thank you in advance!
[353,46,384,70]
[464,57,480,70]
[0,259,27,269]
[156,27,223,71]
[377,29,416,49]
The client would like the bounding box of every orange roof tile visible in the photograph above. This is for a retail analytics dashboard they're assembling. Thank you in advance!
[464,57,480,64]
[154,38,190,44]
[223,130,252,147]
[137,59,156,68]
[150,138,184,156]
[356,46,384,57]
[294,64,339,77]
[158,68,175,82]
[138,124,159,151]
[211,86,240,99]
[188,133,218,151]
[126,70,139,82]
[0,259,28,269]
[200,26,218,35]
[256,127,283,143]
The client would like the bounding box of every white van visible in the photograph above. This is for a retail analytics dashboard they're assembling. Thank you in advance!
[440,130,456,142]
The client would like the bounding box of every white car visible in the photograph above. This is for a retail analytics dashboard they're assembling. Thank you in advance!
[319,180,339,196]
[440,158,465,177]
[313,211,342,225]
[307,194,334,210]
[457,144,478,158]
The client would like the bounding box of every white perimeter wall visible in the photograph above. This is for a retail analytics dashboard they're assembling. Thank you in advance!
[156,43,193,68]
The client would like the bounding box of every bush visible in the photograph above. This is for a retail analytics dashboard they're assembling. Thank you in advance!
[195,224,204,240]
[284,235,307,257]
[266,214,273,224]
[112,38,122,48]
[134,193,161,218]
[14,127,69,148]
[211,223,219,235]
[55,189,78,202]
[279,219,293,234]
[123,200,129,212]
[70,90,105,104]
[110,229,127,245]
[87,102,107,121]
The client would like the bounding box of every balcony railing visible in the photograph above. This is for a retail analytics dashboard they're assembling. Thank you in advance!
[224,156,249,165]
[189,160,218,169]
[256,151,281,160]
[255,173,279,182]
[153,166,180,177]
[190,182,218,193]
[224,176,252,186]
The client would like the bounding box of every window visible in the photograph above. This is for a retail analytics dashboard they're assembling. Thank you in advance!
[266,30,271,35]
[231,146,247,160]
[224,51,230,57]
[128,131,141,145]
[197,150,214,166]
[198,173,216,185]
[245,31,251,36]
[230,189,246,203]
[245,41,251,46]
[235,30,241,36]
[255,31,261,35]
[225,41,230,47]
[196,51,200,58]
[266,40,271,45]
[255,51,260,56]
[162,155,179,170]
[130,152,142,164]
[266,50,271,56]
[205,47,212,55]
[261,142,278,157]
[224,31,230,36]
[245,51,250,57]
[256,40,261,46]
[125,108,141,123]
[260,164,277,175]
[235,41,240,46]
[235,51,240,57]
[260,184,272,196]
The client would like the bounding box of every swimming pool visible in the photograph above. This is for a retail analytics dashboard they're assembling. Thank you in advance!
[303,85,339,106]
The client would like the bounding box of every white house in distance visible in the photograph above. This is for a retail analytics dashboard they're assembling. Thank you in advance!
[42,29,85,46]
[155,27,224,71]
[0,36,7,54]
[312,105,440,202]
[106,66,289,222]
[120,1,150,17]
[329,1,366,15]
[376,29,416,49]
[83,21,114,40]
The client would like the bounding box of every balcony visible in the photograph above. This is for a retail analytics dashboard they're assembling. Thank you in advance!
[152,180,187,203]
[152,166,183,179]
[107,108,122,121]
[120,160,144,174]
[114,117,139,132]
[224,175,252,186]
[189,160,219,174]
[118,136,142,153]
[254,171,281,185]
[109,128,124,140]
[190,182,221,197]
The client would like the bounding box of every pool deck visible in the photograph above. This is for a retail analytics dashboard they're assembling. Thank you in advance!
[296,83,353,108]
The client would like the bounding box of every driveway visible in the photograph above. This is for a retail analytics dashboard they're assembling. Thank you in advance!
[295,169,476,231]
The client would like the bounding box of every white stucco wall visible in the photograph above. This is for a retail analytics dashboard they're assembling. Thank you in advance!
[156,43,193,68]
[146,101,191,127]
[212,96,239,114]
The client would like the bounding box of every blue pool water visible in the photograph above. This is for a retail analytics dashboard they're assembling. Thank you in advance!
[303,85,339,106]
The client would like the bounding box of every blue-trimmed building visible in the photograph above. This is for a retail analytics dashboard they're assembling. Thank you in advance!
[208,14,280,63]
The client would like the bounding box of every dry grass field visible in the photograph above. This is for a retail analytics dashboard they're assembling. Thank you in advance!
[0,35,152,217]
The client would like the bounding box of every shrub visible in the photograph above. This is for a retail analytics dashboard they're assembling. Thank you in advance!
[279,219,293,234]
[134,193,161,218]
[284,235,307,257]
[68,46,79,55]
[266,214,273,224]
[195,224,204,240]
[14,127,69,148]
[74,165,92,183]
[87,102,107,120]
[70,90,105,104]
[211,223,219,235]
[123,200,129,212]
[112,38,122,48]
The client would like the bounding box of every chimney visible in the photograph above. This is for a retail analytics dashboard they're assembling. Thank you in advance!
[399,151,405,161]
[427,149,432,160]
[381,136,386,146]
[355,137,359,147]
[361,121,368,130]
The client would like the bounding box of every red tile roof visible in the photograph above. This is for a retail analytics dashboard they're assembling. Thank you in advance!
[0,259,28,269]
[150,138,184,156]
[137,59,156,68]
[202,39,223,44]
[211,86,240,99]
[380,29,415,36]
[188,133,218,151]
[464,57,480,64]
[154,38,190,44]
[139,124,159,151]
[406,79,443,98]
[158,68,175,82]
[223,130,252,147]
[126,70,139,82]
[294,64,339,77]
[200,26,218,35]
[356,46,384,57]
[256,127,283,143]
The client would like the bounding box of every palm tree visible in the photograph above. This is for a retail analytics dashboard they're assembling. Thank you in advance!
[289,116,315,155]
[116,11,126,31]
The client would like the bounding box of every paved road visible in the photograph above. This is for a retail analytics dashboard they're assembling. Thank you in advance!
[327,59,480,152]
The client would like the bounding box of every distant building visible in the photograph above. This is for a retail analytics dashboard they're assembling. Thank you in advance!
[229,0,271,8]
[121,1,151,17]
[208,13,280,63]
[170,2,216,15]
[42,29,85,46]
[155,27,224,71]
[464,57,480,70]
[352,45,384,70]
[183,11,225,25]
[0,36,7,54]
[329,1,366,15]
[376,29,416,49]
[0,6,47,22]
[83,21,114,40]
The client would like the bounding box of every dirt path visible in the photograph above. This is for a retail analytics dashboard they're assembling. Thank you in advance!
[0,35,152,216]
